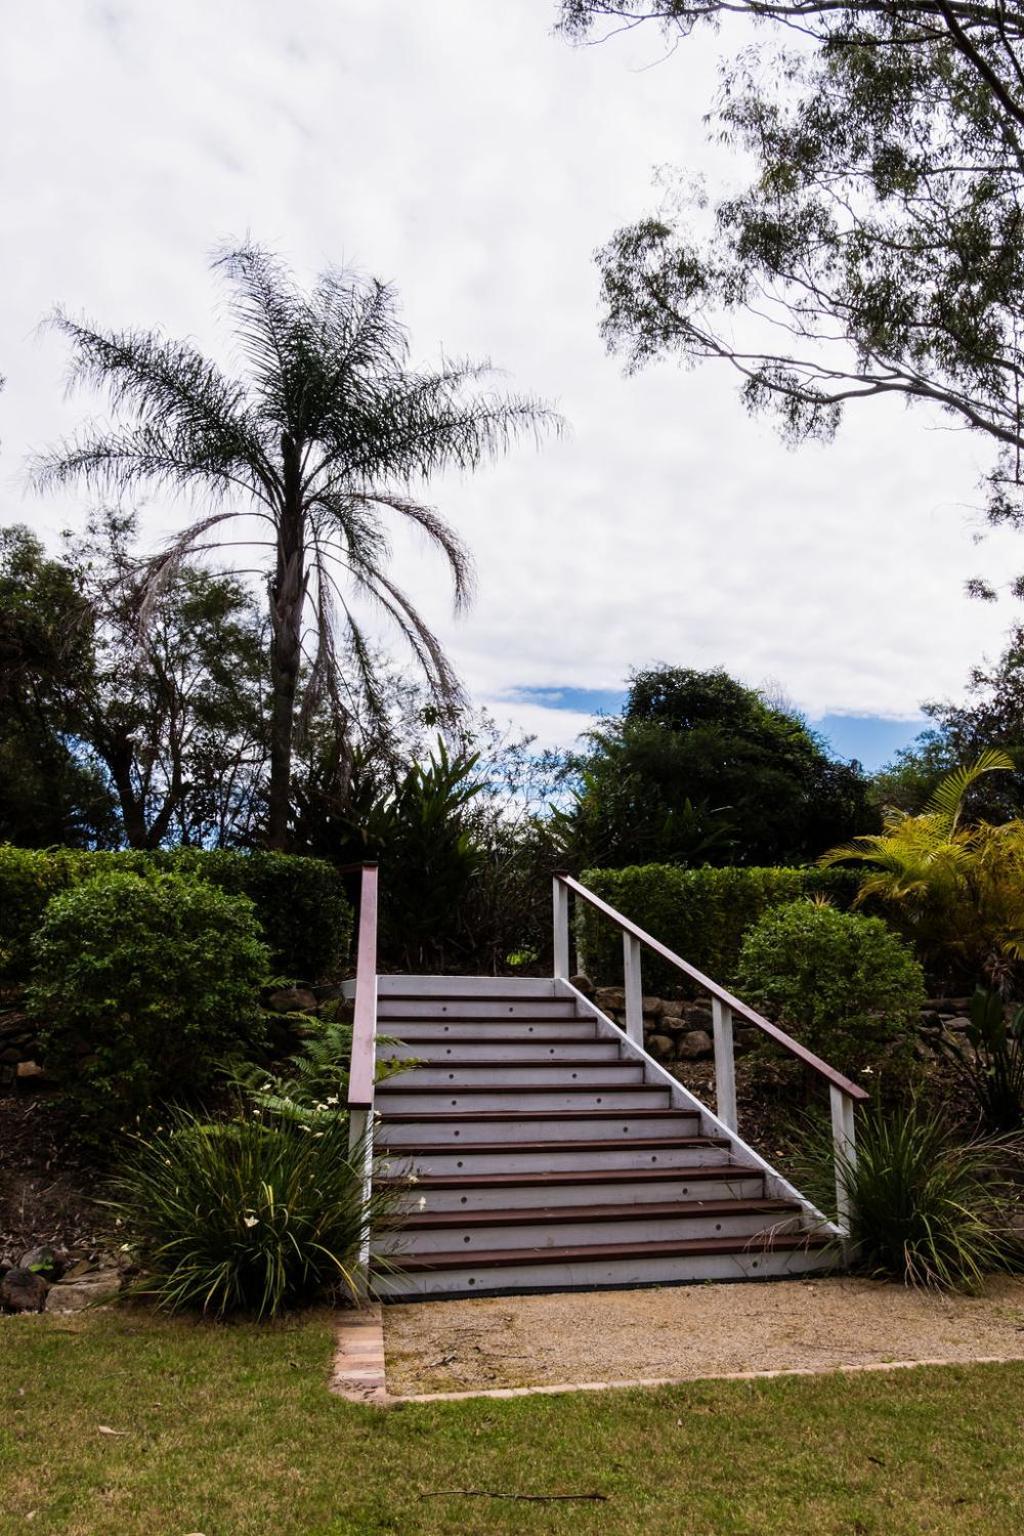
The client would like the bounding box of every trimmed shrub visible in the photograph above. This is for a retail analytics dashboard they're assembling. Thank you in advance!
[578,864,862,994]
[28,871,269,1141]
[0,845,351,982]
[733,900,925,1084]
[107,1107,392,1316]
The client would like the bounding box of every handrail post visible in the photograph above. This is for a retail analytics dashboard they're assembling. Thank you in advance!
[552,875,570,979]
[346,863,380,1293]
[623,933,644,1047]
[712,997,738,1133]
[829,1084,857,1236]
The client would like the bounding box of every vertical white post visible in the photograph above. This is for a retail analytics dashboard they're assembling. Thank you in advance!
[830,1084,857,1235]
[348,1106,373,1294]
[552,877,570,979]
[623,933,644,1047]
[712,997,738,1133]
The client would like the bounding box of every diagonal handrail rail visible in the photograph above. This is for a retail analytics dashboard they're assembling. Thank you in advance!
[553,870,866,1235]
[555,872,868,1102]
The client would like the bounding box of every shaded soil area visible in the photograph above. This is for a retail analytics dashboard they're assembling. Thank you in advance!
[383,1276,1024,1395]
[0,1090,109,1265]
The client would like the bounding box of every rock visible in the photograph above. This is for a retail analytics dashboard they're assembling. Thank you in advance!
[1,1267,49,1313]
[15,1060,48,1081]
[265,986,318,1015]
[570,973,594,997]
[19,1246,61,1281]
[677,1029,714,1061]
[45,1268,122,1314]
[642,996,664,1019]
[946,1016,972,1033]
[660,1000,685,1021]
[595,987,625,1012]
[646,1033,675,1061]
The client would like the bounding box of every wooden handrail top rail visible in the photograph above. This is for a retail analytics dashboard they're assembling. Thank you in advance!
[555,872,869,1103]
[347,863,379,1112]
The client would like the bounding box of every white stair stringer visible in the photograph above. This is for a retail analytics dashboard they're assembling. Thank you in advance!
[368,974,841,1299]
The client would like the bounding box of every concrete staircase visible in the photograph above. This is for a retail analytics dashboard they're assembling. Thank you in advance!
[369,976,836,1299]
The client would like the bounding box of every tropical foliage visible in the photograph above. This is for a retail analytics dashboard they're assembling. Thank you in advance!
[34,244,552,847]
[937,988,1024,1134]
[822,751,1024,988]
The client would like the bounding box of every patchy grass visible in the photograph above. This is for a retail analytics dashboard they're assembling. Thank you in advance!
[2,1308,1024,1535]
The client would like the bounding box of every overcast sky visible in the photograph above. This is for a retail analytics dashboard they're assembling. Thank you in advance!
[3,0,1022,768]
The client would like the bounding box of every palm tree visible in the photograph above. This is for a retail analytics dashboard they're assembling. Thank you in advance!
[34,244,554,848]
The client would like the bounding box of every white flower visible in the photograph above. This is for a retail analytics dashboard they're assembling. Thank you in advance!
[243,1215,258,1229]
[417,1196,427,1210]
[325,1095,339,1106]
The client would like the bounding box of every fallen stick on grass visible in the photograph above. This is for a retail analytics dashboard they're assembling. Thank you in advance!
[419,1489,608,1502]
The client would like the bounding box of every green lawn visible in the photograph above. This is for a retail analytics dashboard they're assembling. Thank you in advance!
[2,1309,1022,1535]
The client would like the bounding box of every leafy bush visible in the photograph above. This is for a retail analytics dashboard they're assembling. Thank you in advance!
[840,1107,1020,1289]
[0,845,351,982]
[938,987,1024,1133]
[28,871,269,1141]
[734,901,925,1083]
[107,1107,390,1317]
[578,864,861,995]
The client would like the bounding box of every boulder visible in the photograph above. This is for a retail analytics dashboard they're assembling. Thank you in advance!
[595,987,625,1012]
[265,986,318,1015]
[45,1267,122,1315]
[642,996,664,1019]
[677,1029,714,1061]
[660,999,685,1021]
[570,974,595,997]
[19,1246,62,1281]
[1,1267,49,1313]
[645,1033,675,1062]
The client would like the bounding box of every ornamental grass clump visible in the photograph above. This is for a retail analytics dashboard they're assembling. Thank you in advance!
[817,1105,1023,1291]
[108,1107,393,1318]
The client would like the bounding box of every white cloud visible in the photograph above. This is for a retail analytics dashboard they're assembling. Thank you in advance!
[0,0,1018,724]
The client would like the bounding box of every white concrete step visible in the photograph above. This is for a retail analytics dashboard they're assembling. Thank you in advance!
[377,999,582,1021]
[372,1237,836,1299]
[376,1108,694,1146]
[378,976,561,999]
[385,1019,600,1043]
[376,1086,669,1114]
[373,1200,806,1256]
[381,1138,733,1178]
[380,1062,645,1087]
[382,1168,768,1213]
[378,1039,623,1064]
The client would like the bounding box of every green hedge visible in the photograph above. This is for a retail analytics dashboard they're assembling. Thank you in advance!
[0,846,352,983]
[578,864,863,995]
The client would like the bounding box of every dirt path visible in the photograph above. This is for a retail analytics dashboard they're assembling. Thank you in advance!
[383,1276,1024,1396]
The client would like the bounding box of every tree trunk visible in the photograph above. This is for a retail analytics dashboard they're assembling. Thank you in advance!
[267,442,307,851]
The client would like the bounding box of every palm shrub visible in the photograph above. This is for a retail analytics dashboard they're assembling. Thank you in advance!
[108,1107,390,1317]
[28,871,268,1143]
[821,750,1024,989]
[734,899,925,1087]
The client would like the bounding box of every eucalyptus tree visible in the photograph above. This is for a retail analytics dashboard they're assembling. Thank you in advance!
[35,244,552,847]
[560,0,1024,555]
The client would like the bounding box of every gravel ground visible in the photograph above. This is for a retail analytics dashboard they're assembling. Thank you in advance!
[383,1276,1024,1395]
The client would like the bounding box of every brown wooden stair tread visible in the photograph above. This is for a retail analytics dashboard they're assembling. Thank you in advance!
[379,1134,728,1154]
[377,1107,693,1123]
[395,1197,801,1230]
[380,1231,834,1273]
[376,1165,761,1191]
[376,1082,653,1095]
[377,1057,629,1069]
